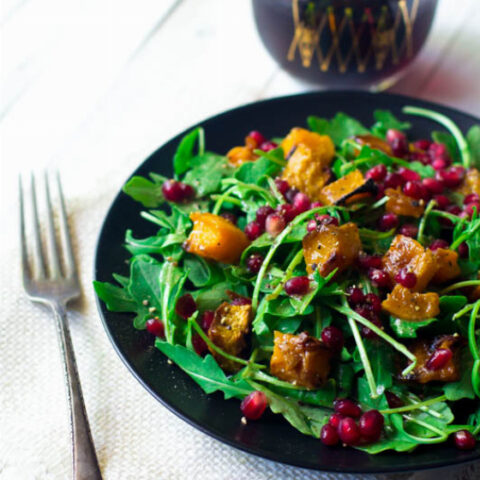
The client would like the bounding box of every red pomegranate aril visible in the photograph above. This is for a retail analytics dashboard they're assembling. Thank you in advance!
[245,220,263,240]
[274,178,289,196]
[436,166,465,188]
[329,413,344,428]
[384,172,404,189]
[464,193,480,205]
[433,194,451,210]
[292,192,311,213]
[426,348,452,371]
[398,167,421,183]
[338,417,361,445]
[422,177,444,195]
[385,391,404,408]
[346,286,365,305]
[432,157,450,171]
[192,334,208,356]
[311,201,323,208]
[365,164,387,182]
[453,430,476,450]
[248,130,266,147]
[458,242,469,258]
[359,410,384,440]
[375,183,385,200]
[316,214,339,226]
[230,297,252,306]
[285,187,300,203]
[162,180,195,202]
[285,276,310,296]
[387,129,408,157]
[201,310,214,332]
[321,424,340,446]
[175,293,197,320]
[413,139,431,151]
[307,219,317,232]
[321,326,344,352]
[358,253,383,270]
[220,212,237,225]
[277,203,296,223]
[240,391,268,420]
[429,142,448,157]
[369,268,391,288]
[266,213,286,237]
[360,314,382,339]
[394,268,417,289]
[146,318,165,338]
[446,204,462,216]
[399,223,419,238]
[256,205,274,226]
[378,212,399,231]
[429,239,449,251]
[465,202,480,217]
[260,140,277,152]
[403,181,428,200]
[246,253,264,274]
[365,293,382,314]
[334,398,362,418]
[410,151,431,165]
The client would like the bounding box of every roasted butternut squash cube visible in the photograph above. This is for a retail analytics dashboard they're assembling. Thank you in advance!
[226,146,257,166]
[382,284,440,320]
[207,302,251,372]
[382,235,436,291]
[317,169,375,205]
[184,212,249,264]
[385,188,425,218]
[270,331,332,388]
[281,144,332,200]
[457,168,480,196]
[431,248,461,284]
[403,335,461,384]
[303,222,361,276]
[281,127,335,161]
[354,134,392,155]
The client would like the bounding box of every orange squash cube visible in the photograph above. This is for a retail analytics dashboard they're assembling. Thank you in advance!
[385,188,425,218]
[431,248,461,284]
[317,169,373,205]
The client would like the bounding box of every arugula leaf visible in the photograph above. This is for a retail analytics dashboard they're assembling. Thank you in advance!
[155,341,252,399]
[432,131,461,163]
[439,295,468,317]
[194,280,248,311]
[93,280,136,312]
[184,255,225,288]
[123,176,164,208]
[466,125,480,169]
[234,156,282,184]
[173,127,204,176]
[307,112,369,146]
[443,349,475,401]
[371,110,411,138]
[389,317,437,338]
[183,153,232,195]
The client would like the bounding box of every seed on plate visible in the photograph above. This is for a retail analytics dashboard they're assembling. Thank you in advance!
[320,424,339,446]
[240,391,268,420]
[359,410,384,441]
[453,430,476,450]
[338,417,361,445]
[334,398,362,418]
[146,318,165,338]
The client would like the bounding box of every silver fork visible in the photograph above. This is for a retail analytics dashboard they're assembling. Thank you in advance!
[20,172,102,480]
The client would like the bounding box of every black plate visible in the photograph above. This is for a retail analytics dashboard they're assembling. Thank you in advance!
[94,91,480,474]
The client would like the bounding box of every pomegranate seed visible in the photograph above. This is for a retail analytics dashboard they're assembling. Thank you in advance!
[316,214,339,226]
[429,142,448,157]
[307,219,317,232]
[321,326,344,351]
[260,141,278,152]
[399,223,418,238]
[248,130,266,147]
[413,139,431,151]
[338,417,361,445]
[334,398,362,418]
[240,391,268,420]
[162,180,195,202]
[365,164,387,182]
[386,129,408,157]
[403,181,429,200]
[146,318,165,337]
[285,187,299,203]
[175,294,197,319]
[246,253,264,274]
[245,221,263,240]
[201,310,214,331]
[276,203,296,223]
[432,157,450,171]
[358,253,383,270]
[359,410,384,440]
[398,167,421,182]
[329,413,344,429]
[321,424,340,446]
[458,242,469,258]
[433,194,451,210]
[285,276,309,296]
[375,183,385,200]
[368,268,391,288]
[436,166,465,188]
[292,192,311,214]
[311,201,323,208]
[426,348,453,370]
[446,204,462,216]
[266,213,286,237]
[429,239,449,251]
[231,297,252,306]
[422,177,444,195]
[384,172,404,189]
[385,391,404,408]
[453,430,476,450]
[410,151,431,165]
[220,212,237,225]
[365,293,382,314]
[256,205,274,226]
[465,202,480,217]
[394,268,417,288]
[464,193,480,205]
[274,178,289,196]
[346,286,365,305]
[192,334,208,355]
[378,212,399,231]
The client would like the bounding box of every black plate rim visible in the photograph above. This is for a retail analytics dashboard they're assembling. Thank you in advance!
[93,90,480,474]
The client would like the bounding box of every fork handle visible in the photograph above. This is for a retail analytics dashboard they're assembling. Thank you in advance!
[52,302,103,480]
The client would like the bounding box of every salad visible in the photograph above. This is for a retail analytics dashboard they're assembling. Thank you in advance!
[95,106,480,454]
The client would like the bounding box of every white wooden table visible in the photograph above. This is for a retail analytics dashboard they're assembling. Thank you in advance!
[1,1,479,479]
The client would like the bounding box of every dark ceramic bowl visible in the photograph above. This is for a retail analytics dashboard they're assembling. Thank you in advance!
[252,0,438,88]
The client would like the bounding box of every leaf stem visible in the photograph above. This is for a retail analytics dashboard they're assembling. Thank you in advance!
[417,199,436,244]
[212,185,238,214]
[267,176,287,204]
[210,194,243,207]
[265,248,304,302]
[450,220,480,250]
[468,300,480,361]
[440,280,480,295]
[380,394,447,414]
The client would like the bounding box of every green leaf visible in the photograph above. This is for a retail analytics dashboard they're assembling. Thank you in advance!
[389,317,437,338]
[234,156,282,184]
[193,280,248,312]
[432,131,461,163]
[183,153,232,195]
[307,112,369,146]
[155,341,252,399]
[439,295,468,317]
[123,176,164,207]
[184,255,225,288]
[93,280,136,312]
[371,110,411,138]
[467,125,480,169]
[174,127,203,176]
[443,349,475,400]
